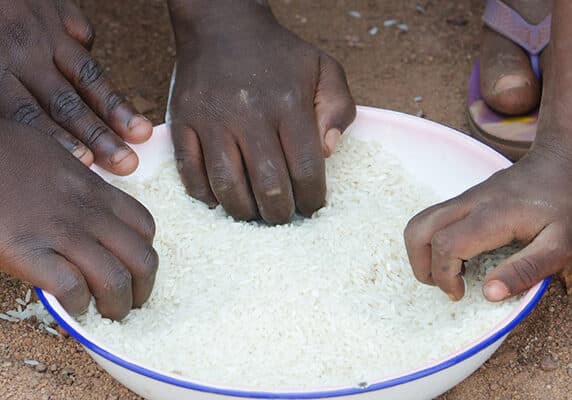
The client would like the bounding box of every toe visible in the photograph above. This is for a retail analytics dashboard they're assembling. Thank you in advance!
[480,27,540,116]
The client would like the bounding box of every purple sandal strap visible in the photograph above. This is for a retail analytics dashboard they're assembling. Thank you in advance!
[483,0,551,56]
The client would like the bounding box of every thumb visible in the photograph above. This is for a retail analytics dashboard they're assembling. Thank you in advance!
[314,55,356,157]
[483,223,569,301]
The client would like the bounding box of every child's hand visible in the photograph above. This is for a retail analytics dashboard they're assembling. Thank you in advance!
[0,121,158,320]
[167,0,356,224]
[404,149,572,302]
[0,0,152,175]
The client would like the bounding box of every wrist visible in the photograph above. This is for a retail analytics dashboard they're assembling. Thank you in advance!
[167,0,274,41]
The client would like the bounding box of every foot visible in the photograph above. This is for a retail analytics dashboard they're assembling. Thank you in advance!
[480,0,552,115]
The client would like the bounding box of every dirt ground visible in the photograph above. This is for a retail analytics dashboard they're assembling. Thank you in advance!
[0,0,570,399]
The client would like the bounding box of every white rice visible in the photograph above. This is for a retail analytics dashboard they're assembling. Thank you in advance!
[78,136,519,390]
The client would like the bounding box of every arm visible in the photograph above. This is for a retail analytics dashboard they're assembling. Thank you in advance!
[166,0,356,224]
[404,0,572,301]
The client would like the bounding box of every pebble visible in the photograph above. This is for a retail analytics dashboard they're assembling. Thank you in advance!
[35,363,47,373]
[384,19,398,27]
[540,355,559,371]
[415,110,425,118]
[368,26,379,36]
[397,24,409,32]
[414,96,423,103]
[348,10,361,18]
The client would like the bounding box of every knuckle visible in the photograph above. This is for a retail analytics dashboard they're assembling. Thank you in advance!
[54,270,86,302]
[13,101,42,125]
[50,90,86,123]
[431,231,454,258]
[139,210,157,241]
[137,246,159,279]
[104,91,127,115]
[509,257,540,288]
[104,266,132,295]
[82,123,108,146]
[209,169,239,197]
[291,155,323,187]
[78,58,103,88]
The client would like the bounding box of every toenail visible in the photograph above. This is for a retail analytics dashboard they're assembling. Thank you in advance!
[493,74,531,94]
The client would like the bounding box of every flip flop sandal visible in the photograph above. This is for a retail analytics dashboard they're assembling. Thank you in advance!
[467,0,551,161]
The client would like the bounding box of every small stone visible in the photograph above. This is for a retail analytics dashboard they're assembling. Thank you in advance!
[384,19,398,27]
[414,96,423,103]
[540,354,559,371]
[56,325,69,338]
[35,363,47,373]
[348,10,361,18]
[368,26,379,36]
[416,5,426,14]
[446,16,468,26]
[397,24,409,32]
[415,110,425,118]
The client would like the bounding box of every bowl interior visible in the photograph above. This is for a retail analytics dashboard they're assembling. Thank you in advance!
[37,106,549,397]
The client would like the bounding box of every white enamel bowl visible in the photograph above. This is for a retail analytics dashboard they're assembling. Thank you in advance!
[37,106,549,400]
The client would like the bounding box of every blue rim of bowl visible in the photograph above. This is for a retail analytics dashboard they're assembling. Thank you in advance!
[36,277,550,399]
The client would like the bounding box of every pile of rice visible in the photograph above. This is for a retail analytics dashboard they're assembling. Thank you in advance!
[78,136,518,390]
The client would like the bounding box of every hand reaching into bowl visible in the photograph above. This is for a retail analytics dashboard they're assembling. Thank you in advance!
[0,121,158,320]
[0,0,152,175]
[405,0,572,301]
[167,0,356,224]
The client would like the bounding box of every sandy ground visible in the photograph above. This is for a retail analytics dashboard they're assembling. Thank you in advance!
[0,0,571,399]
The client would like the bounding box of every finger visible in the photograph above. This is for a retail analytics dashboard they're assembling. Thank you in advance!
[58,0,96,49]
[404,198,471,286]
[66,241,133,320]
[279,109,325,217]
[314,55,356,157]
[200,127,259,221]
[430,208,516,300]
[96,219,159,308]
[4,250,90,316]
[484,223,570,301]
[0,71,94,165]
[21,65,139,175]
[235,123,294,224]
[54,41,152,144]
[108,186,156,243]
[171,123,218,207]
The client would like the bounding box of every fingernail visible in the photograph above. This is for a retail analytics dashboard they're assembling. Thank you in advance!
[128,114,150,130]
[111,147,135,166]
[493,75,530,94]
[483,281,510,302]
[324,129,341,157]
[72,145,88,160]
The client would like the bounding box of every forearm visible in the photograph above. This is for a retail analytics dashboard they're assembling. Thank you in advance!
[534,0,572,149]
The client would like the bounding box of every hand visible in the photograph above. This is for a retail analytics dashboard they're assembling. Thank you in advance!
[0,0,152,175]
[404,148,572,301]
[167,0,356,224]
[0,121,158,320]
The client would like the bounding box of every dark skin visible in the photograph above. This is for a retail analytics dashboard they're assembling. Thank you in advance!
[0,121,158,321]
[405,0,572,302]
[0,0,153,175]
[167,0,356,224]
